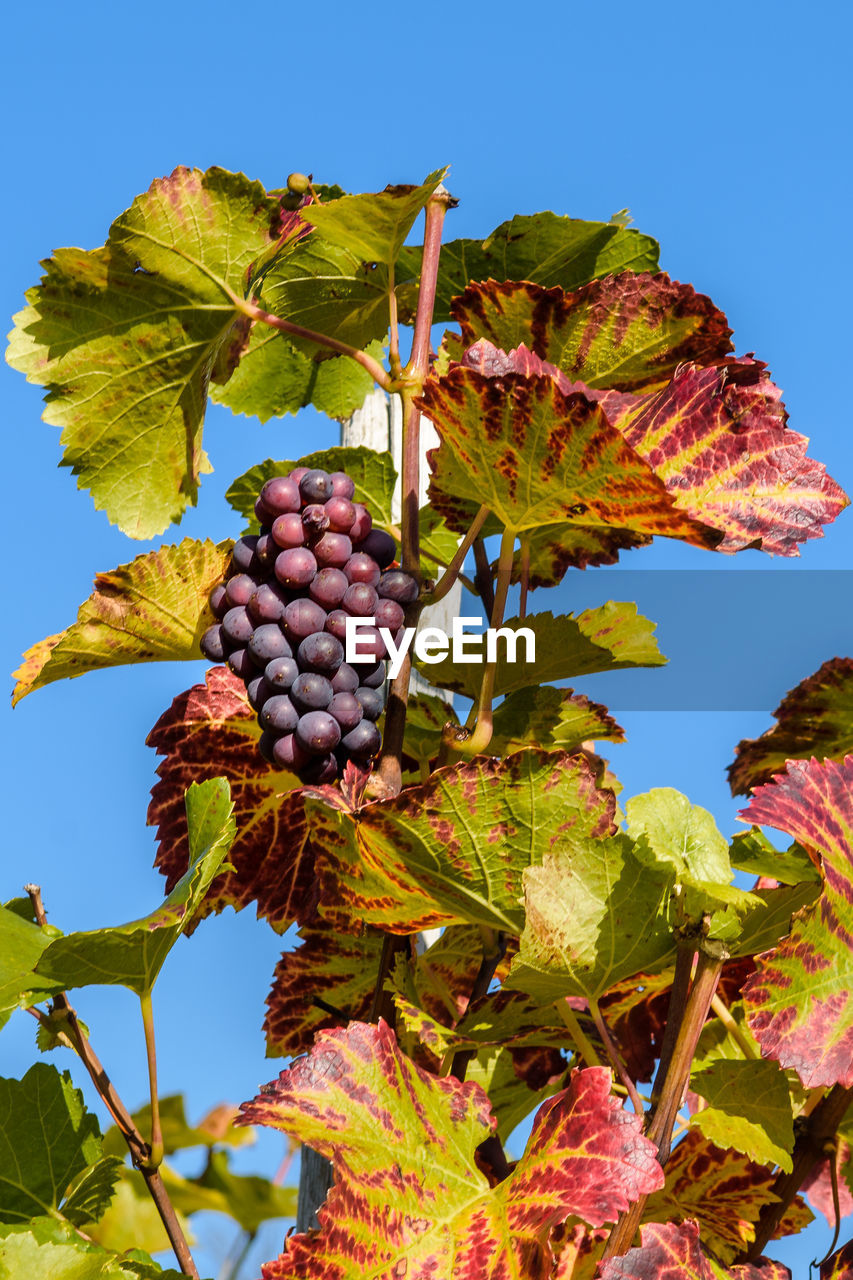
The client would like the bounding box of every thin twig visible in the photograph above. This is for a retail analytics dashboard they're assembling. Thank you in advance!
[235,297,393,392]
[472,538,495,618]
[554,1000,605,1068]
[449,930,507,1081]
[589,1000,644,1115]
[709,992,759,1060]
[427,505,490,605]
[518,537,530,620]
[139,991,163,1168]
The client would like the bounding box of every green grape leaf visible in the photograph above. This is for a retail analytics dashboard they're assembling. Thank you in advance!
[264,924,386,1057]
[33,779,235,997]
[7,167,287,537]
[626,788,731,885]
[689,1059,795,1172]
[146,667,312,932]
[728,880,820,959]
[102,1095,252,1160]
[189,1149,296,1233]
[0,1218,185,1278]
[741,756,853,1088]
[310,749,616,934]
[210,326,383,422]
[0,1063,103,1224]
[0,905,62,1015]
[241,1024,663,1277]
[490,685,624,756]
[61,1158,124,1228]
[420,358,720,548]
[11,540,231,705]
[401,694,460,774]
[507,832,676,1002]
[301,169,447,266]
[452,274,732,393]
[398,211,659,323]
[643,1129,812,1264]
[598,1220,716,1279]
[728,658,853,796]
[226,446,396,532]
[420,604,665,700]
[728,828,822,885]
[464,1043,566,1145]
[511,520,652,584]
[693,1000,762,1074]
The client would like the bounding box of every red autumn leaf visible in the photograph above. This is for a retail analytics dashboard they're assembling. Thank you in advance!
[551,1222,608,1278]
[801,1139,853,1225]
[597,1220,715,1279]
[727,1264,792,1279]
[820,1240,853,1279]
[240,1023,662,1279]
[728,658,853,796]
[146,665,316,930]
[740,757,853,1089]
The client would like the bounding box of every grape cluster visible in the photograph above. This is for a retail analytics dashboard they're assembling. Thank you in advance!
[200,466,419,783]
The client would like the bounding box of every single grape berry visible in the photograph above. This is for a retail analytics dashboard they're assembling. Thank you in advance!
[355,686,385,721]
[289,466,309,485]
[302,503,330,537]
[374,598,405,631]
[272,733,311,771]
[261,475,301,516]
[378,570,419,603]
[290,672,334,712]
[342,582,379,616]
[313,532,352,568]
[343,552,381,587]
[222,606,255,646]
[246,674,274,711]
[225,575,258,609]
[232,535,261,574]
[295,710,341,754]
[324,497,356,532]
[227,648,255,680]
[330,662,359,694]
[255,533,280,569]
[283,598,328,642]
[357,529,397,568]
[258,730,279,766]
[348,504,372,543]
[271,513,306,549]
[297,632,344,675]
[286,172,311,195]
[260,695,299,734]
[360,660,387,689]
[299,469,334,504]
[310,568,348,608]
[329,471,356,499]
[249,624,293,668]
[200,625,228,662]
[328,691,363,733]
[275,547,317,589]
[325,610,348,642]
[300,753,339,784]
[248,582,287,624]
[209,584,228,617]
[265,656,299,691]
[340,719,381,760]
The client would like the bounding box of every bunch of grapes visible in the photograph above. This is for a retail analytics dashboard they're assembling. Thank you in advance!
[200,466,419,783]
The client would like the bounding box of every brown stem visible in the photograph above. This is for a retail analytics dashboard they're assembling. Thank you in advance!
[589,1000,644,1115]
[23,886,199,1279]
[449,930,507,1081]
[472,538,495,618]
[368,933,411,1027]
[518,537,530,620]
[427,505,490,605]
[601,947,725,1262]
[739,1083,853,1263]
[236,297,393,392]
[649,945,694,1113]
[408,191,452,379]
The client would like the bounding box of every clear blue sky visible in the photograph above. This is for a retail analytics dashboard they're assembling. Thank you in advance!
[2,1,850,1273]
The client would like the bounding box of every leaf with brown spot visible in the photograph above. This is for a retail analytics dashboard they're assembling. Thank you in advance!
[642,1130,813,1265]
[489,685,624,756]
[11,540,231,705]
[264,923,386,1057]
[241,1029,663,1279]
[146,666,314,932]
[452,273,733,393]
[551,1222,608,1279]
[740,757,853,1088]
[729,659,853,796]
[726,1262,792,1280]
[308,749,617,935]
[598,1219,716,1279]
[819,1240,853,1279]
[512,521,652,584]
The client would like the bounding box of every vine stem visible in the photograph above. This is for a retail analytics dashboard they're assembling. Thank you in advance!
[455,527,515,755]
[600,946,725,1263]
[554,999,605,1069]
[427,505,490,605]
[518,538,530,620]
[139,991,163,1169]
[649,944,694,1113]
[738,1082,853,1263]
[709,991,759,1060]
[588,999,644,1115]
[23,885,199,1279]
[449,929,507,1081]
[472,538,495,619]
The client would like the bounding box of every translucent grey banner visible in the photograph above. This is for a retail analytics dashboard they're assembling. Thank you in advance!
[533,570,852,711]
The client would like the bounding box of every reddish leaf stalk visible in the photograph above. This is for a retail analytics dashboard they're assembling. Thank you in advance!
[589,999,644,1115]
[458,528,515,755]
[427,504,490,605]
[601,946,725,1262]
[739,1083,853,1263]
[23,885,199,1279]
[649,944,694,1113]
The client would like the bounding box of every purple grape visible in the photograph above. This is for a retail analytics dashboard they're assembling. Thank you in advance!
[227,648,255,680]
[297,633,344,675]
[342,583,379,617]
[300,752,339,783]
[331,662,359,694]
[360,660,387,689]
[289,466,309,486]
[200,625,228,662]
[302,503,330,537]
[310,568,348,608]
[329,471,355,499]
[299,469,333,504]
[265,656,299,690]
[290,672,334,712]
[340,720,381,760]
[347,626,386,663]
[249,624,293,668]
[275,547,318,589]
[232,535,261,574]
[222,606,255,645]
[283,598,328,642]
[378,570,419,603]
[255,495,275,526]
[357,529,397,569]
[324,497,356,532]
[260,695,299,734]
[356,686,385,721]
[296,710,341,754]
[374,598,405,631]
[343,553,381,587]
[261,475,301,516]
[248,582,287,624]
[328,692,363,733]
[258,730,279,766]
[272,732,311,771]
[349,504,372,543]
[210,584,228,617]
[255,532,280,570]
[225,574,258,609]
[325,610,348,642]
[271,513,306,549]
[313,533,352,568]
[247,674,275,711]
